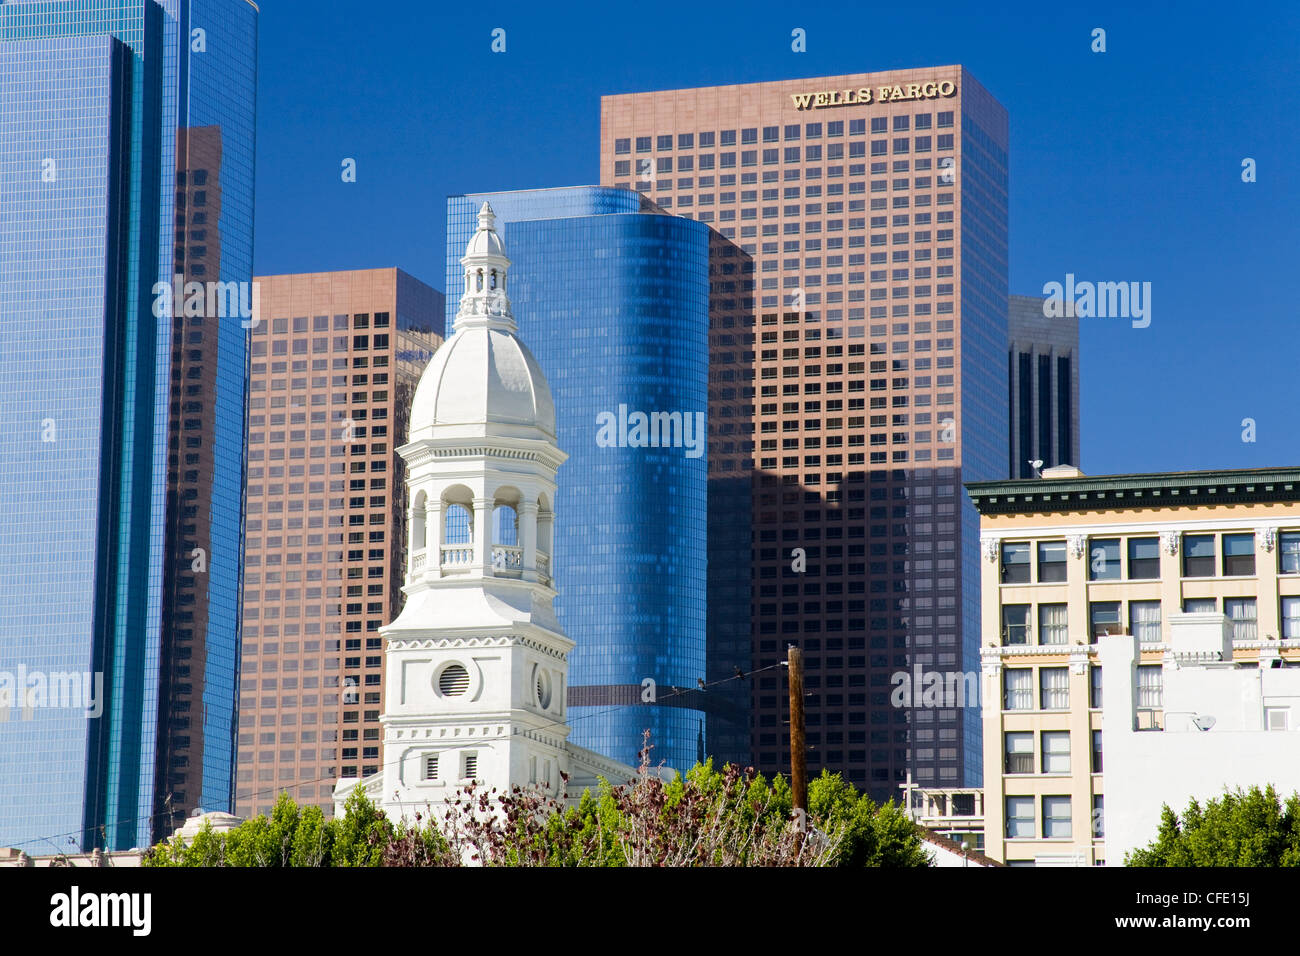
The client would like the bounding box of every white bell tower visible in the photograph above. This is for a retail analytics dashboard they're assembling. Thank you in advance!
[334,203,586,821]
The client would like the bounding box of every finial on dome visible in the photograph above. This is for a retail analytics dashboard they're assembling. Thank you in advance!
[478,201,496,231]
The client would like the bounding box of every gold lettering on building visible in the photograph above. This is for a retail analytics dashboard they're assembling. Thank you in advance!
[790,79,956,110]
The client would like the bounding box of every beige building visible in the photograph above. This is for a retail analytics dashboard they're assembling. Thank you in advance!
[967,465,1300,865]
[237,269,442,817]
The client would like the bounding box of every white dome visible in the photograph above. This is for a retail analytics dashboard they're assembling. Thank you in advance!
[409,200,555,442]
[465,224,506,259]
[409,325,556,440]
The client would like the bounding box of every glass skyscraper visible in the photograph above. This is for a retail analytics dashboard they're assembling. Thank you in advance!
[0,0,256,851]
[445,188,714,772]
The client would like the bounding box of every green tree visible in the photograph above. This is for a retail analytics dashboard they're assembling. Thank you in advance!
[142,762,931,867]
[143,788,395,867]
[1127,785,1300,866]
[329,788,394,867]
[808,770,931,867]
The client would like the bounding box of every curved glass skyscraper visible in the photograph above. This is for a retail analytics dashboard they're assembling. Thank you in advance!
[445,188,710,772]
[0,0,256,850]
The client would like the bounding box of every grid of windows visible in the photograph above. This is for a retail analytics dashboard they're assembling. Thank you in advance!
[236,270,442,818]
[0,0,257,852]
[446,191,711,772]
[602,68,1009,795]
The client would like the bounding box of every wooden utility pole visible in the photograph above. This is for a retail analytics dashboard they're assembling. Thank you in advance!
[787,645,807,813]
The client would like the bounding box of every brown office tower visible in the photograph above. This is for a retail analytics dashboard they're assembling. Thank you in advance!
[237,269,443,817]
[601,67,1009,798]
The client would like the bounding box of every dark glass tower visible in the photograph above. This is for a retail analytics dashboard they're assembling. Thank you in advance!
[0,0,256,851]
[1007,294,1080,477]
[445,188,714,773]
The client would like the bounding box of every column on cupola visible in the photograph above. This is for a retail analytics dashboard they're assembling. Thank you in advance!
[406,495,419,557]
[406,491,425,569]
[424,494,442,575]
[472,495,492,571]
[519,499,538,582]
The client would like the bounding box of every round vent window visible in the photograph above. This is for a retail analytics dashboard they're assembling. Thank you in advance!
[438,664,470,697]
[536,668,552,709]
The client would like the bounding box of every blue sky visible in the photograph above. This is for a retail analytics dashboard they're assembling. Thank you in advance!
[252,0,1300,477]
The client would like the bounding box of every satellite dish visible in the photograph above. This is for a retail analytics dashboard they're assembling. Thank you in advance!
[1192,715,1216,731]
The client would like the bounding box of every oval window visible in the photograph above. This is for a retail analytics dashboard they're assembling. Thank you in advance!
[536,668,552,709]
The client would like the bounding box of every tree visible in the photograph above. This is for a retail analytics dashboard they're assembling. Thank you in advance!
[1126,785,1300,866]
[142,751,931,867]
[808,770,931,867]
[143,789,439,867]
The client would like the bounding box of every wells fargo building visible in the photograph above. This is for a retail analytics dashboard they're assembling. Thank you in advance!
[601,67,1009,796]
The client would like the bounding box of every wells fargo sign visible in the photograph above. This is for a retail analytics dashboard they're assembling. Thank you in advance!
[790,80,956,110]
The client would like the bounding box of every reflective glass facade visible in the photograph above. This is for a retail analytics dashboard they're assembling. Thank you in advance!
[0,0,256,850]
[447,189,711,772]
[0,30,132,853]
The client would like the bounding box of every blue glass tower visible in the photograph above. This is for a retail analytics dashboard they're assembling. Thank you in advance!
[0,0,256,851]
[445,188,711,772]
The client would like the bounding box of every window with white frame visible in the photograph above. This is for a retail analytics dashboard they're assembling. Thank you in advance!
[1266,708,1290,732]
[1183,534,1216,577]
[1004,732,1033,774]
[1039,603,1068,645]
[1222,533,1256,577]
[462,751,478,780]
[1042,796,1072,839]
[1136,665,1163,708]
[1089,601,1122,640]
[1127,537,1160,579]
[1089,538,1120,581]
[1002,604,1030,645]
[1037,540,1067,582]
[1039,667,1069,710]
[1225,597,1257,641]
[423,754,439,781]
[1003,668,1033,710]
[1005,796,1035,838]
[1183,597,1216,613]
[1001,541,1030,584]
[1130,601,1162,644]
[1282,597,1300,640]
[1280,532,1300,574]
[1041,731,1070,773]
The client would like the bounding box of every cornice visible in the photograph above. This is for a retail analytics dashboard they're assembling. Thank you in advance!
[967,468,1300,515]
[385,632,572,662]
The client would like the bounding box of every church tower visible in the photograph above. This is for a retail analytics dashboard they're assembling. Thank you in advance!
[334,204,634,822]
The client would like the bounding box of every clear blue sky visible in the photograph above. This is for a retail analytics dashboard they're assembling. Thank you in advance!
[252,0,1300,477]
